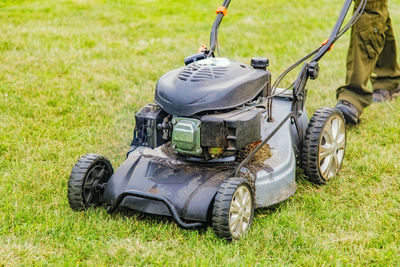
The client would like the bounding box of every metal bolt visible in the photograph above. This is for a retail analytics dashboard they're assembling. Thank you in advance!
[373,27,379,34]
[172,119,177,125]
[195,148,202,153]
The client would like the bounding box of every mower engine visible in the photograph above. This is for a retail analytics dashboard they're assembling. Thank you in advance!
[132,57,271,160]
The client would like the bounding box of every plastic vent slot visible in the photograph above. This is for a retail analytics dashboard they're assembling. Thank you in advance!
[178,63,228,82]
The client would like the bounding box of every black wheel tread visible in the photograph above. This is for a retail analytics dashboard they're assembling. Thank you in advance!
[301,107,345,185]
[212,178,254,241]
[67,154,113,211]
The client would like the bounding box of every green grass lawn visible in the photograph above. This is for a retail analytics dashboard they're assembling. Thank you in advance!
[1,0,399,265]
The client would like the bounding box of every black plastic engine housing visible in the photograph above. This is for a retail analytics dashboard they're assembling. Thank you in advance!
[154,58,271,116]
[200,108,262,157]
[131,104,168,148]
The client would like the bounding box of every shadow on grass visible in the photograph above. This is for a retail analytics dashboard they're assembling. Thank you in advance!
[112,207,210,234]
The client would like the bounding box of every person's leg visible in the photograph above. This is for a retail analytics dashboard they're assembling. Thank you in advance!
[336,0,387,118]
[371,14,400,100]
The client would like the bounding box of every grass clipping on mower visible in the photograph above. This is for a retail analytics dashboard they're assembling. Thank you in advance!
[238,141,272,166]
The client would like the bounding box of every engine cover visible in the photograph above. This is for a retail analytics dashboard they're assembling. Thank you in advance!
[154,58,270,116]
[171,117,202,156]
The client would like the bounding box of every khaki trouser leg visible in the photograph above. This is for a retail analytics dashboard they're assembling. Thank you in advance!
[371,16,400,91]
[336,0,400,113]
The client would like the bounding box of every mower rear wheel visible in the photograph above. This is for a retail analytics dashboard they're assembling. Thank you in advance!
[301,107,346,184]
[212,178,254,241]
[68,154,113,210]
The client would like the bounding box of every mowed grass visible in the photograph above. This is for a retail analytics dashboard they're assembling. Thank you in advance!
[0,0,399,265]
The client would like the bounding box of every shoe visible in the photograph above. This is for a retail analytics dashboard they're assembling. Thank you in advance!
[373,87,400,102]
[391,86,400,98]
[373,89,392,102]
[335,100,359,125]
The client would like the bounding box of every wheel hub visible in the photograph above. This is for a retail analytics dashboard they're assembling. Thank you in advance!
[229,185,252,239]
[318,115,346,180]
[83,163,110,204]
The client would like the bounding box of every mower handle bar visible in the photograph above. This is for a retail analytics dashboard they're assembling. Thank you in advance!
[209,0,231,56]
[209,0,357,61]
[311,0,353,62]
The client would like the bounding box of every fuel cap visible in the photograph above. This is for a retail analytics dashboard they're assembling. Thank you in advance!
[251,57,269,70]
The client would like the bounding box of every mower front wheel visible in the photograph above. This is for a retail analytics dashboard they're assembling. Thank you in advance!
[212,178,254,241]
[301,107,346,184]
[68,154,114,210]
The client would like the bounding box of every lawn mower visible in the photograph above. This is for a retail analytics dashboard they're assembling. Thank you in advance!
[68,0,366,240]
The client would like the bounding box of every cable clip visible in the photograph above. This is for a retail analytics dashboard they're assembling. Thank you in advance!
[216,6,228,16]
[198,44,208,53]
[321,39,334,51]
